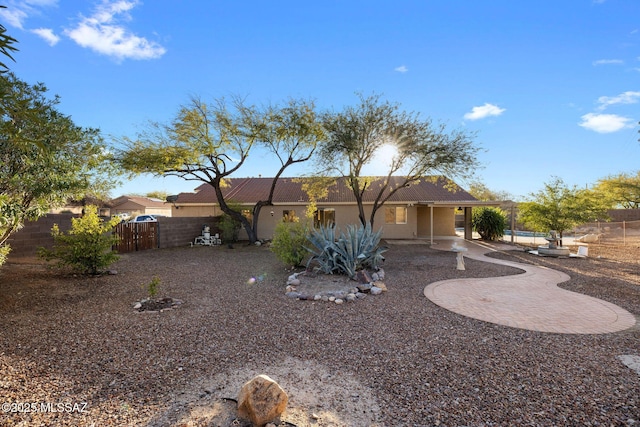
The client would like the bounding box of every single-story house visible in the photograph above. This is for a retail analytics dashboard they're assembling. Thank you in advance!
[169,176,496,242]
[109,195,173,219]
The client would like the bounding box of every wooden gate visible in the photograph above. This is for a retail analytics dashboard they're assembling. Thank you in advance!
[114,222,159,253]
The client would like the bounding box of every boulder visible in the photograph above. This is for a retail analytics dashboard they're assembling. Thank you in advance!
[237,374,288,426]
[355,270,373,284]
[373,281,387,292]
[357,282,373,292]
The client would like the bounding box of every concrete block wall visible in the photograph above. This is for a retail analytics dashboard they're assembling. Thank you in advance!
[5,215,225,262]
[157,216,221,248]
[608,209,640,222]
[5,213,77,261]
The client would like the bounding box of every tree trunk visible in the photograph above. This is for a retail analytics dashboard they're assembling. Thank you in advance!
[212,180,258,244]
[251,201,271,242]
[357,200,367,227]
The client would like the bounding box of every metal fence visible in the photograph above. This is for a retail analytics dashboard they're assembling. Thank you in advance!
[496,219,640,247]
[574,219,640,246]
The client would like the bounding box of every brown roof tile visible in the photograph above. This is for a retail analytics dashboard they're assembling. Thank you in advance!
[175,176,477,205]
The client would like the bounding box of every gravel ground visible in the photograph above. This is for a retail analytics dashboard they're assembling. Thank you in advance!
[0,240,638,426]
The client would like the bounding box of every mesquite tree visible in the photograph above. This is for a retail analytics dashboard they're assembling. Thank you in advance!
[117,96,323,243]
[317,93,480,228]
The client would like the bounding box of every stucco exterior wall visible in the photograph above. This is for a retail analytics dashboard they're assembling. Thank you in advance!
[172,205,219,217]
[417,206,456,237]
[112,201,172,218]
[234,203,455,240]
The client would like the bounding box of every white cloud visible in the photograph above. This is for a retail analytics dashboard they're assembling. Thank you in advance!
[596,91,640,110]
[592,59,624,66]
[463,103,505,120]
[394,65,408,73]
[0,0,58,28]
[64,0,166,61]
[0,6,29,29]
[579,113,633,133]
[31,27,59,45]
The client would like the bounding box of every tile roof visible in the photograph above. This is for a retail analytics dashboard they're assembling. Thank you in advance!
[174,176,477,205]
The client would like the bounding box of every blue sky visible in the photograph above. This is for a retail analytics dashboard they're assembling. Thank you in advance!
[2,0,639,200]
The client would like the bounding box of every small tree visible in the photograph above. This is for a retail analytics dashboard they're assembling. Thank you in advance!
[472,207,507,241]
[39,205,120,274]
[1,73,117,268]
[518,177,609,245]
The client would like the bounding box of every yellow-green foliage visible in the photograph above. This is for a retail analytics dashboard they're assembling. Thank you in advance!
[39,205,120,274]
[146,276,161,299]
[270,219,310,267]
[0,244,10,267]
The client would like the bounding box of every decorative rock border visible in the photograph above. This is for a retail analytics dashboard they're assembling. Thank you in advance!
[133,297,183,313]
[284,269,388,304]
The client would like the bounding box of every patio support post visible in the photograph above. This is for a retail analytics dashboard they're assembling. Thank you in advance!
[430,205,434,246]
[510,204,515,244]
[464,207,473,240]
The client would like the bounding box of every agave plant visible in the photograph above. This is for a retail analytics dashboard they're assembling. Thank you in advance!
[305,223,387,278]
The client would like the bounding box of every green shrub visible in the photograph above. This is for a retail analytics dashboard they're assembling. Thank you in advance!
[472,207,507,241]
[270,220,309,267]
[38,205,120,274]
[218,202,244,243]
[305,223,387,278]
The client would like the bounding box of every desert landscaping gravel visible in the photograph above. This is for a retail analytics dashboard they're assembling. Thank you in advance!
[0,240,638,426]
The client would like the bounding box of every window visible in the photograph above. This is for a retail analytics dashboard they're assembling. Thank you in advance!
[282,210,298,222]
[314,208,335,228]
[384,207,407,224]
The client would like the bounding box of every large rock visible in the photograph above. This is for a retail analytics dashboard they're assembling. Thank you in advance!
[355,270,373,284]
[237,374,288,426]
[373,281,387,292]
